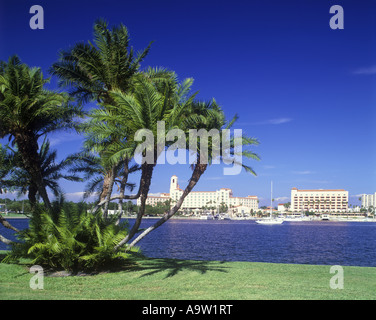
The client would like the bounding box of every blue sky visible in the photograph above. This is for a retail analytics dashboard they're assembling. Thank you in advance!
[1,0,375,206]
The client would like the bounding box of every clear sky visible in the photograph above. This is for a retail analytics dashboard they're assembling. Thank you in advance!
[1,0,375,206]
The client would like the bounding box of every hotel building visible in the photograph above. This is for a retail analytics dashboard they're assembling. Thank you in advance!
[361,193,376,209]
[291,188,348,213]
[138,193,170,206]
[137,175,258,215]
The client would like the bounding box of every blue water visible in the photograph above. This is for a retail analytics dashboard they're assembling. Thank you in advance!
[1,218,376,267]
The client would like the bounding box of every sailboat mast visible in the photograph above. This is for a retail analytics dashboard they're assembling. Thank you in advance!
[270,181,273,218]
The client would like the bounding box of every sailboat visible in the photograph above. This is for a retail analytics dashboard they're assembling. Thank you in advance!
[256,181,284,225]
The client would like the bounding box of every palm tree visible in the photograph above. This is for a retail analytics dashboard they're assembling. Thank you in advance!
[116,78,259,249]
[82,73,189,239]
[0,144,20,244]
[125,106,260,249]
[7,139,82,208]
[50,18,152,105]
[0,144,14,194]
[87,72,191,205]
[65,151,104,200]
[0,56,82,210]
[66,150,139,214]
[86,69,259,250]
[50,19,161,208]
[90,73,192,242]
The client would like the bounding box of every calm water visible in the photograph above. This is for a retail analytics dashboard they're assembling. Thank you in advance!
[1,218,376,267]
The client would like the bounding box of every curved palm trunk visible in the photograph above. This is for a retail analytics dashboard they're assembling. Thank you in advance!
[116,160,130,225]
[0,234,12,245]
[126,163,208,250]
[0,213,19,245]
[114,162,155,251]
[0,214,19,232]
[100,165,116,219]
[15,133,51,211]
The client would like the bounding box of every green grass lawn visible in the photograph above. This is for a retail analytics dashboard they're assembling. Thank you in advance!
[0,251,375,300]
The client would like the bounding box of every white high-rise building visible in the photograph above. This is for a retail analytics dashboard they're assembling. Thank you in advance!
[291,188,348,213]
[138,175,258,215]
[361,193,376,209]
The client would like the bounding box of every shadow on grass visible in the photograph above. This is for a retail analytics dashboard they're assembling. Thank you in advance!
[0,252,8,261]
[130,258,229,279]
[0,250,229,279]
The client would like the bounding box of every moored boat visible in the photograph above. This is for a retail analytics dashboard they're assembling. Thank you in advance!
[255,181,284,225]
[255,218,284,225]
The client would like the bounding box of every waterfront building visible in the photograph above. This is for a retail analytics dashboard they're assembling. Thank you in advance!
[261,206,278,215]
[291,188,348,213]
[141,193,170,207]
[137,175,258,215]
[361,193,376,209]
[277,203,287,213]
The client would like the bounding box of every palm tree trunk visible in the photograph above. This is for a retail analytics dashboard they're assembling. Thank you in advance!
[14,133,51,210]
[101,165,116,219]
[0,234,12,245]
[0,214,19,245]
[99,169,114,204]
[114,162,155,251]
[28,184,38,210]
[126,162,207,250]
[0,214,19,232]
[116,159,130,225]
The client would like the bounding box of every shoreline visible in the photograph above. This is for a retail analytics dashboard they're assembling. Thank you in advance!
[1,248,375,268]
[2,214,375,222]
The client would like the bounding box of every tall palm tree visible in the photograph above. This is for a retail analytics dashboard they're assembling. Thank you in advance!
[0,56,82,210]
[50,19,160,208]
[86,72,186,239]
[87,70,190,210]
[50,18,152,105]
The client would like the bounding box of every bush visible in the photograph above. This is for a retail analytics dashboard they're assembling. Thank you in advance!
[4,207,135,271]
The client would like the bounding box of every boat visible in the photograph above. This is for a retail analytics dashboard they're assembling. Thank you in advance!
[256,218,284,225]
[199,214,214,220]
[256,181,284,225]
[321,214,330,221]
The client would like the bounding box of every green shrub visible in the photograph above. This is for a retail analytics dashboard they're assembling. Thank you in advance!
[4,208,135,271]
